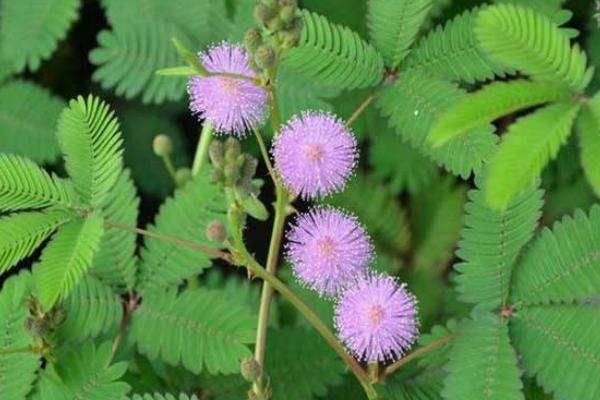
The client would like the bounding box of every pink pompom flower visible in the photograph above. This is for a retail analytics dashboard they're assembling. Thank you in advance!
[187,42,268,135]
[272,111,357,199]
[335,274,419,363]
[286,206,373,297]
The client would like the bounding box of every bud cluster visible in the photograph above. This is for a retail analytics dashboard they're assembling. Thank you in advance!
[209,138,258,194]
[24,297,66,340]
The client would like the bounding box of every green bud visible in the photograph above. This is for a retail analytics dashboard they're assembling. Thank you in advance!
[261,0,276,6]
[175,168,192,187]
[208,140,225,166]
[281,31,300,47]
[242,155,258,180]
[210,167,224,184]
[280,5,296,23]
[206,220,227,243]
[240,357,262,382]
[224,138,242,161]
[267,16,285,32]
[244,28,263,52]
[50,308,66,327]
[152,134,173,157]
[224,164,241,185]
[254,3,274,25]
[255,46,276,70]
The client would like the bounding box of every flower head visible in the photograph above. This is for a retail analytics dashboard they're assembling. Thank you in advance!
[334,274,419,363]
[286,207,373,297]
[187,42,268,135]
[272,112,357,199]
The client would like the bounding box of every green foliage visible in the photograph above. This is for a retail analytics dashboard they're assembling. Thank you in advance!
[0,0,80,72]
[444,310,524,400]
[510,305,600,400]
[265,327,345,400]
[0,80,65,163]
[376,70,497,179]
[90,0,229,104]
[511,205,600,306]
[130,288,255,375]
[0,209,73,273]
[475,4,593,92]
[485,100,581,210]
[0,154,74,212]
[576,91,600,197]
[89,169,139,293]
[429,80,572,146]
[136,172,227,295]
[128,395,198,400]
[0,273,40,400]
[283,10,385,90]
[493,0,566,18]
[33,213,105,310]
[57,95,124,207]
[367,0,432,68]
[58,275,123,341]
[402,9,508,84]
[454,183,543,307]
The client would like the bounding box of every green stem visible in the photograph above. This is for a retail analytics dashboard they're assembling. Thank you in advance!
[251,125,276,183]
[0,346,35,355]
[161,155,177,182]
[346,94,376,127]
[192,123,213,176]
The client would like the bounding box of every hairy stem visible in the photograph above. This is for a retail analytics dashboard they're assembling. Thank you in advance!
[346,94,376,127]
[192,122,213,176]
[251,125,276,183]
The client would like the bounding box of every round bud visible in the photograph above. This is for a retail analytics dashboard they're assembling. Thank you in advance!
[261,0,276,6]
[175,168,192,187]
[255,46,276,70]
[208,140,225,167]
[254,3,274,25]
[206,220,227,243]
[152,134,173,157]
[240,357,262,382]
[280,5,296,23]
[244,28,263,52]
[224,138,242,161]
[224,164,241,185]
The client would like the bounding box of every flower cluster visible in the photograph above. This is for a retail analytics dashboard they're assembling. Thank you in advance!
[188,41,419,364]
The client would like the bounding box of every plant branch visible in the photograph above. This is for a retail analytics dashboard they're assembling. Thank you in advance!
[108,295,138,365]
[207,71,260,84]
[346,94,376,127]
[251,125,276,184]
[192,122,213,176]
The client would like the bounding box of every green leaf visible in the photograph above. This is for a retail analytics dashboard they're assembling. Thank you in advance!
[443,310,524,400]
[576,92,600,197]
[376,70,497,179]
[128,395,198,400]
[282,10,385,90]
[130,288,255,375]
[265,327,345,400]
[0,0,80,72]
[90,0,229,104]
[33,213,104,310]
[89,169,139,293]
[0,272,40,400]
[0,80,66,163]
[367,0,432,68]
[455,182,542,308]
[430,80,572,146]
[401,8,509,84]
[485,100,580,211]
[58,275,123,341]
[57,95,123,207]
[0,209,73,273]
[0,154,74,212]
[510,305,600,400]
[136,172,227,295]
[511,205,600,306]
[475,4,593,91]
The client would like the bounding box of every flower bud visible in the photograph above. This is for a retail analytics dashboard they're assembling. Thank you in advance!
[25,317,47,337]
[210,167,224,184]
[175,168,192,187]
[224,138,242,161]
[255,46,276,70]
[50,308,66,326]
[280,5,296,23]
[261,0,276,6]
[206,220,227,243]
[254,3,274,25]
[240,357,262,382]
[152,134,173,157]
[244,28,263,52]
[208,140,225,167]
[224,164,241,185]
[279,0,297,6]
[242,155,258,180]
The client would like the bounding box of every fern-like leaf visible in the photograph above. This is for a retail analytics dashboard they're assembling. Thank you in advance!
[57,95,123,207]
[130,288,255,375]
[0,154,74,212]
[454,181,543,308]
[0,0,80,72]
[58,275,123,341]
[33,213,104,310]
[376,70,497,179]
[89,169,139,292]
[128,395,198,400]
[485,100,580,211]
[0,209,73,273]
[511,206,600,306]
[136,172,226,295]
[367,0,432,68]
[475,4,593,92]
[0,272,40,400]
[575,91,600,197]
[430,80,572,146]
[510,305,600,400]
[401,9,508,84]
[0,80,65,163]
[282,10,385,90]
[443,310,524,400]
